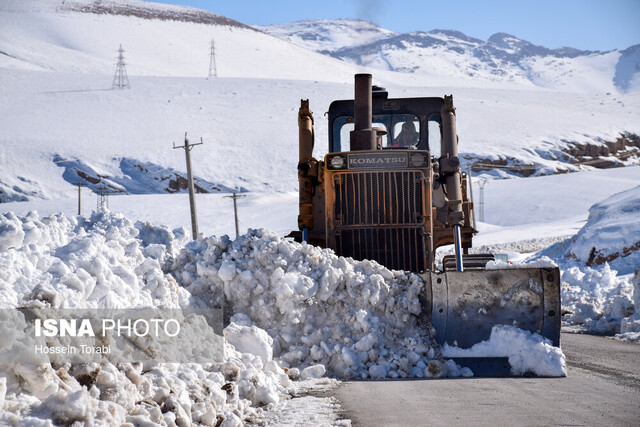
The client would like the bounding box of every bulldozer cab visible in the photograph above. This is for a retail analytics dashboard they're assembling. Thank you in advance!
[328,92,443,154]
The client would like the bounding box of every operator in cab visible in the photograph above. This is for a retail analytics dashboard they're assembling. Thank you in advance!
[390,121,418,147]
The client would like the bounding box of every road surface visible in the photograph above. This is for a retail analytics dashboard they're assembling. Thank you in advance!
[332,333,640,426]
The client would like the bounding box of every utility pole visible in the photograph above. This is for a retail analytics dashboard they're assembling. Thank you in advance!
[112,44,130,89]
[224,192,246,237]
[173,132,203,240]
[478,178,488,223]
[208,38,217,78]
[78,182,82,216]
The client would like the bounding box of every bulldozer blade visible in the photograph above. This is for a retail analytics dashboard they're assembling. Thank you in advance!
[421,267,561,350]
[448,357,512,377]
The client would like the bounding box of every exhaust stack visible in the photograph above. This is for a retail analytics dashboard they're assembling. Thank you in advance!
[350,74,377,151]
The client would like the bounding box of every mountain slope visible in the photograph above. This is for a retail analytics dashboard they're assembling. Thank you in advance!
[0,0,356,81]
[0,1,639,204]
[260,20,640,93]
[254,19,396,52]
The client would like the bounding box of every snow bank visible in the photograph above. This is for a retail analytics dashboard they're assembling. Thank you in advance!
[171,229,452,380]
[0,210,467,424]
[531,186,640,339]
[0,211,292,425]
[561,263,635,334]
[485,256,557,270]
[566,185,640,275]
[0,210,191,309]
[1,209,578,423]
[618,270,640,342]
[443,325,567,377]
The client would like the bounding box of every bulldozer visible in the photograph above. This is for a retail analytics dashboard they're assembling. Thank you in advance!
[290,74,561,370]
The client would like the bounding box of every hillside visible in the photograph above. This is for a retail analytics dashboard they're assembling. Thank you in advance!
[260,19,640,93]
[0,0,356,80]
[0,0,639,204]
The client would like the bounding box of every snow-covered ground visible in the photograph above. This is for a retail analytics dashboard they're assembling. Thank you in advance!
[1,1,640,203]
[1,0,639,424]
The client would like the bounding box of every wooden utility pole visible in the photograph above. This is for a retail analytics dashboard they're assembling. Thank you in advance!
[173,132,203,240]
[224,192,246,237]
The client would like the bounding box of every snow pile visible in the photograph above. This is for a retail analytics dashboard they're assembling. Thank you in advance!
[2,355,289,426]
[565,185,640,275]
[170,229,455,380]
[560,263,635,334]
[485,256,558,270]
[442,325,567,377]
[0,210,470,425]
[535,186,640,337]
[0,211,294,425]
[618,270,640,341]
[0,210,190,309]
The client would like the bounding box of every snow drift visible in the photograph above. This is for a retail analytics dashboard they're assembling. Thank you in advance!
[536,186,640,337]
[443,325,566,377]
[566,185,640,275]
[170,229,450,380]
[0,210,456,424]
[0,208,576,423]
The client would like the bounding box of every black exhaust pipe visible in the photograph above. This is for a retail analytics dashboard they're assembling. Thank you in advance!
[350,74,377,151]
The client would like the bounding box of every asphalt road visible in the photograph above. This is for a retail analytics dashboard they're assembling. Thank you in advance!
[333,333,640,426]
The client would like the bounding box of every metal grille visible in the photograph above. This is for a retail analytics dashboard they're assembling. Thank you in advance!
[335,171,423,226]
[336,227,426,272]
[332,171,427,271]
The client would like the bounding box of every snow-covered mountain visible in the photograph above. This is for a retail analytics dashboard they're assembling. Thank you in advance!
[259,20,640,93]
[254,19,397,52]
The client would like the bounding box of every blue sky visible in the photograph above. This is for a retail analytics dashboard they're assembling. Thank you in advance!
[148,0,640,51]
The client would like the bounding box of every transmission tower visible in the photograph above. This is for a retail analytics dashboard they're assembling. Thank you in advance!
[208,38,217,78]
[112,44,130,89]
[478,178,488,222]
[95,185,112,212]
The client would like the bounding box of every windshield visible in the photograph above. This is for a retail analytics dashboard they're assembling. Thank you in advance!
[334,114,428,152]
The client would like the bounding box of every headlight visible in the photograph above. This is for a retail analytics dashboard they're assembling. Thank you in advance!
[409,153,428,168]
[328,155,346,169]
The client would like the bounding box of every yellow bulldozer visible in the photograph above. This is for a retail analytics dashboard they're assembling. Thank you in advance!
[290,74,561,360]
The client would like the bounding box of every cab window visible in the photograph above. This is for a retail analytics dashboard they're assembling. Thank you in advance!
[427,113,442,158]
[390,117,419,148]
[334,114,420,151]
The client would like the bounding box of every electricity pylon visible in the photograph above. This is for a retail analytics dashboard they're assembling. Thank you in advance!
[112,44,130,89]
[208,39,217,78]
